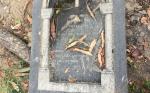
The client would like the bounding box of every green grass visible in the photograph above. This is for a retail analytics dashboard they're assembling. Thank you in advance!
[0,60,29,93]
[144,80,150,90]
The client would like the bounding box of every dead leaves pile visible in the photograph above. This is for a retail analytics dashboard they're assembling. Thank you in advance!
[66,35,96,56]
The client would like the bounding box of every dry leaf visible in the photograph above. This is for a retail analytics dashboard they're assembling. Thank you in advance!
[64,68,70,73]
[89,39,96,52]
[11,24,22,30]
[78,35,87,42]
[72,48,92,56]
[50,19,56,42]
[66,41,79,49]
[27,15,32,24]
[101,31,105,48]
[98,31,105,69]
[141,16,148,25]
[92,4,100,13]
[98,47,102,66]
[98,47,105,69]
[86,2,96,20]
[66,35,87,49]
[68,76,77,83]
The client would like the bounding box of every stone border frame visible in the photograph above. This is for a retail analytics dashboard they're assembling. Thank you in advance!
[29,0,127,93]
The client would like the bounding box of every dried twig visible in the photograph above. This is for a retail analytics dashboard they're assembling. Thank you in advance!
[89,39,96,52]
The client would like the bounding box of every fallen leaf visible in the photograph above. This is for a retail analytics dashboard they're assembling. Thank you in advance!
[66,35,87,49]
[64,68,70,73]
[98,47,105,69]
[27,15,32,24]
[89,39,96,52]
[65,41,79,49]
[50,19,56,42]
[71,48,92,56]
[78,35,87,42]
[101,31,105,48]
[140,16,148,25]
[68,76,77,83]
[98,31,105,70]
[86,2,96,20]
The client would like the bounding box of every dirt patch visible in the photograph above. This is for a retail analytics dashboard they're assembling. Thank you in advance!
[126,0,150,92]
[0,0,31,92]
